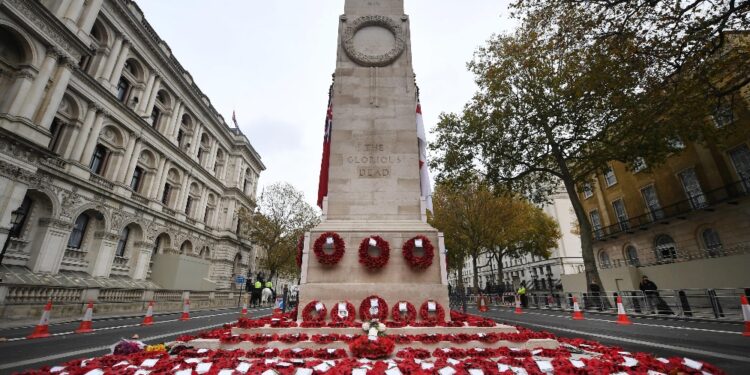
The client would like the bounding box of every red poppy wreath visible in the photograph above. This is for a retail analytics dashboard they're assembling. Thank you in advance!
[313,232,345,265]
[419,300,445,324]
[402,235,434,270]
[359,295,388,321]
[329,301,356,324]
[391,300,417,323]
[302,300,327,322]
[358,235,390,270]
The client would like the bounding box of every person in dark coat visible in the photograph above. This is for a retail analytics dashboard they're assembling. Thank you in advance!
[589,281,603,311]
[639,276,672,314]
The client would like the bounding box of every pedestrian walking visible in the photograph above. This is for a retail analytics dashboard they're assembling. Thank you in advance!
[639,276,672,314]
[517,285,528,308]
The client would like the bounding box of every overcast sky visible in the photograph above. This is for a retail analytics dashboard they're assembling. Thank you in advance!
[136,1,516,208]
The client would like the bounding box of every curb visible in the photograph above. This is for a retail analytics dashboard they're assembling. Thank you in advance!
[478,305,745,324]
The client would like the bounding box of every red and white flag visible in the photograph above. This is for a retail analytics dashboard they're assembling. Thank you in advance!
[416,100,433,212]
[317,88,334,208]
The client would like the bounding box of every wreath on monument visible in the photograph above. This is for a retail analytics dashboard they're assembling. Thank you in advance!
[358,235,390,270]
[329,301,356,324]
[419,300,445,324]
[402,235,434,270]
[390,301,417,324]
[313,232,345,265]
[296,235,304,269]
[358,295,388,321]
[302,300,327,322]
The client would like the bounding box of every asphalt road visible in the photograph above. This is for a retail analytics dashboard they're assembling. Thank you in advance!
[0,306,273,374]
[471,305,750,375]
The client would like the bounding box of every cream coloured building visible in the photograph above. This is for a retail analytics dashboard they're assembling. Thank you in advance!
[0,0,264,292]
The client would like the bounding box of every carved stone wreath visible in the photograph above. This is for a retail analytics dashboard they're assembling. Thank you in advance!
[341,15,406,67]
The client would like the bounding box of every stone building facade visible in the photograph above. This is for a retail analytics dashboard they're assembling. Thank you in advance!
[0,0,264,291]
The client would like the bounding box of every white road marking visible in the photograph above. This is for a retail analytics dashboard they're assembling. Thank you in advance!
[487,308,741,335]
[0,312,272,370]
[486,314,750,363]
[5,308,271,342]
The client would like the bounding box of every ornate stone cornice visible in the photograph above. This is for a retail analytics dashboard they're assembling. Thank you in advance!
[2,0,90,61]
[39,218,73,230]
[94,231,121,241]
[341,15,406,67]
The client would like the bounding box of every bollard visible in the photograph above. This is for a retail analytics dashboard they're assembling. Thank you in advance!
[678,290,693,317]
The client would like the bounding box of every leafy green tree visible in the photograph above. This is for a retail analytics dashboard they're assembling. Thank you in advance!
[239,182,319,281]
[429,5,731,290]
[429,181,560,292]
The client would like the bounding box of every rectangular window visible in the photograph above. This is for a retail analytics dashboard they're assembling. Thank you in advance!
[582,182,593,199]
[48,119,64,153]
[185,196,193,216]
[161,183,171,205]
[89,144,108,175]
[729,145,750,191]
[589,209,603,239]
[130,166,144,192]
[612,198,629,230]
[632,157,647,173]
[177,129,184,148]
[640,185,664,220]
[679,168,707,209]
[604,166,617,187]
[150,107,161,127]
[204,208,212,224]
[68,215,89,249]
[116,78,130,102]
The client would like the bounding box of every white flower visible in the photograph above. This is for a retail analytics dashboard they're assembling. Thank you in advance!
[368,327,379,337]
[362,322,370,331]
[377,323,386,332]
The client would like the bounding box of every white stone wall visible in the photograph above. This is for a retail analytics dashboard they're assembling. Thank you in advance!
[0,0,263,290]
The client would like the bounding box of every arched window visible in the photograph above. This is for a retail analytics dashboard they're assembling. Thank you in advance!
[116,227,130,257]
[701,228,722,255]
[68,214,90,249]
[625,245,639,266]
[89,144,109,175]
[598,250,611,268]
[654,235,677,262]
[8,196,32,238]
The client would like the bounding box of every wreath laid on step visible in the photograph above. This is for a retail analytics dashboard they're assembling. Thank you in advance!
[391,301,417,324]
[302,300,327,322]
[313,232,345,265]
[359,295,388,321]
[402,235,434,270]
[358,235,390,270]
[330,301,356,324]
[419,300,445,324]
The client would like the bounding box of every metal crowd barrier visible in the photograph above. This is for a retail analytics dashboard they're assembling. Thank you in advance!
[459,287,749,322]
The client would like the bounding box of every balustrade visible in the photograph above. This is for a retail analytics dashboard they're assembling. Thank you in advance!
[89,173,115,190]
[98,288,143,302]
[5,286,83,304]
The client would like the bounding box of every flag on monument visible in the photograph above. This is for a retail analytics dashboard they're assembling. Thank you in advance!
[317,89,333,208]
[232,110,238,128]
[416,100,433,212]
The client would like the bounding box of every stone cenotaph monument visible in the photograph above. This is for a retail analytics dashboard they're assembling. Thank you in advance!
[298,0,450,318]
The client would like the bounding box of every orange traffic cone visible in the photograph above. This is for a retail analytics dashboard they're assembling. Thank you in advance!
[75,301,94,333]
[142,301,155,326]
[615,296,632,325]
[240,300,248,317]
[572,297,584,320]
[514,296,523,314]
[27,300,52,339]
[741,295,750,337]
[478,295,488,312]
[180,298,190,321]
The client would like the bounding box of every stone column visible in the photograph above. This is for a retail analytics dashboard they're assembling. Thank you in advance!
[124,140,143,185]
[117,135,137,183]
[26,218,72,274]
[108,39,131,87]
[177,173,191,211]
[70,104,98,161]
[53,0,73,17]
[130,242,153,280]
[5,69,35,116]
[137,73,156,114]
[150,157,167,198]
[108,150,125,180]
[0,173,31,249]
[19,49,59,120]
[196,187,209,222]
[38,60,74,128]
[78,0,104,33]
[167,101,183,139]
[143,76,162,119]
[190,124,202,156]
[207,140,219,170]
[78,110,106,164]
[62,0,85,28]
[153,158,170,199]
[87,231,119,278]
[99,36,122,83]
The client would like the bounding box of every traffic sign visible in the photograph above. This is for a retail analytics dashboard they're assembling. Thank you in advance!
[235,275,246,284]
